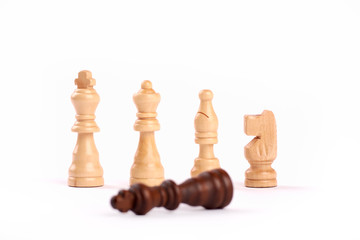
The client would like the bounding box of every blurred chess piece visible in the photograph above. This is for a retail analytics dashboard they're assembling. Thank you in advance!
[130,80,164,186]
[191,90,221,177]
[244,110,277,188]
[111,168,233,215]
[68,70,104,187]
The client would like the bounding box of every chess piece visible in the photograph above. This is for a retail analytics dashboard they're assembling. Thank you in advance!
[111,168,233,215]
[68,70,104,187]
[130,80,164,186]
[191,90,221,177]
[244,110,277,188]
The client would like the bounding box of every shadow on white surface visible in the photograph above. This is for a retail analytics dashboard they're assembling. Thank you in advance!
[47,178,129,190]
[233,181,314,192]
[104,205,251,219]
[102,182,129,190]
[48,178,68,186]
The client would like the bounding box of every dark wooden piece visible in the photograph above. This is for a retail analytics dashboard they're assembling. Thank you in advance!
[110,168,233,215]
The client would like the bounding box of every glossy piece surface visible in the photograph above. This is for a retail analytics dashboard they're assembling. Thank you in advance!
[112,169,233,215]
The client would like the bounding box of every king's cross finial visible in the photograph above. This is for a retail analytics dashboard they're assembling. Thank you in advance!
[75,70,96,89]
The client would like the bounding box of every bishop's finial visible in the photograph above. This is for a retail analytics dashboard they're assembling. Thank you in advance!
[199,89,213,101]
[75,70,96,89]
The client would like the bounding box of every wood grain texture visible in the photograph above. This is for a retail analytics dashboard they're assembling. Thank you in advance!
[130,80,164,186]
[111,168,233,215]
[191,90,221,177]
[68,70,104,187]
[244,110,277,188]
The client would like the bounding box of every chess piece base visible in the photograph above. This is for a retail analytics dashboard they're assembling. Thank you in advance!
[245,162,277,188]
[130,177,164,187]
[68,176,104,187]
[191,157,220,177]
[244,164,277,188]
[244,178,277,188]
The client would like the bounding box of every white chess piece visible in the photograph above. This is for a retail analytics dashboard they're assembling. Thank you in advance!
[191,90,221,177]
[130,80,164,186]
[244,110,277,188]
[68,70,104,187]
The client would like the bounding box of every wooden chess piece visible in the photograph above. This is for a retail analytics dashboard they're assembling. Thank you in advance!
[244,110,277,188]
[130,80,164,186]
[111,168,233,215]
[68,70,104,187]
[191,90,221,177]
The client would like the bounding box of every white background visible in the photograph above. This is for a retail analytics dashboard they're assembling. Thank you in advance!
[1,0,360,239]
